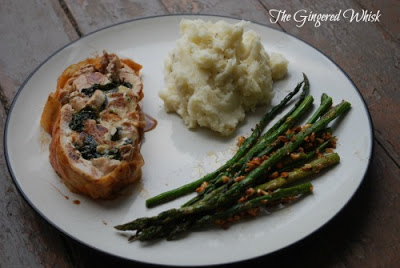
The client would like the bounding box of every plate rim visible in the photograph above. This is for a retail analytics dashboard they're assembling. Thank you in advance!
[3,14,375,266]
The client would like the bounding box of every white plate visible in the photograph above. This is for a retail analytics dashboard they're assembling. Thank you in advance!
[5,15,373,266]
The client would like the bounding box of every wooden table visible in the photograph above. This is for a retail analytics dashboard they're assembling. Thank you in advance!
[1,1,399,267]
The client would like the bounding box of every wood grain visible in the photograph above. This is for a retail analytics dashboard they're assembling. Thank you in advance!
[357,0,400,41]
[161,0,282,29]
[63,0,168,34]
[0,0,79,108]
[260,0,400,166]
[0,0,80,266]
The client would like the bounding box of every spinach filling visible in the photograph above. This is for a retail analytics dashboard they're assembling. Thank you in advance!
[81,81,132,97]
[75,134,121,160]
[69,107,98,132]
[69,109,122,160]
[99,95,108,112]
[124,138,133,145]
[76,135,100,159]
[111,127,122,141]
[69,80,133,160]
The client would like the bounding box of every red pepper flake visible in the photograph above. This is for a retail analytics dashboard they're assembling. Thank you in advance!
[232,215,241,222]
[245,155,268,172]
[325,148,334,153]
[322,132,332,140]
[301,163,312,171]
[247,208,260,217]
[280,172,289,178]
[330,137,337,148]
[294,126,302,133]
[221,176,230,184]
[285,129,294,135]
[257,189,270,196]
[238,196,247,203]
[269,171,279,179]
[195,181,209,193]
[290,153,301,160]
[278,135,289,143]
[215,219,229,229]
[236,136,246,147]
[310,132,316,142]
[245,188,255,197]
[234,176,245,182]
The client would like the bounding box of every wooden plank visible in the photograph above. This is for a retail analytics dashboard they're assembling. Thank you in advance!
[0,0,79,108]
[160,0,282,29]
[0,0,79,266]
[63,0,168,34]
[357,0,400,41]
[0,104,72,267]
[260,0,400,166]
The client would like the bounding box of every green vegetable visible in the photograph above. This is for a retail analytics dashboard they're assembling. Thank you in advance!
[76,135,100,160]
[111,127,122,141]
[115,101,351,238]
[69,107,98,132]
[193,182,313,229]
[75,134,121,160]
[255,153,340,192]
[81,81,132,97]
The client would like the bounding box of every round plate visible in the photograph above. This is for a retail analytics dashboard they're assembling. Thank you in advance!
[5,15,373,266]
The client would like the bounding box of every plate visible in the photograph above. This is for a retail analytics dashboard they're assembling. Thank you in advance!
[5,15,373,266]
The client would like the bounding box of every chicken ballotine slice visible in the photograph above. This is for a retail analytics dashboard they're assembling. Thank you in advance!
[41,52,145,199]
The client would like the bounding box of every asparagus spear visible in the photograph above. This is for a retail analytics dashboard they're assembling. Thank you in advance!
[183,135,332,208]
[193,182,313,228]
[124,153,338,240]
[132,182,314,241]
[145,78,306,208]
[115,101,351,233]
[254,94,332,160]
[214,101,350,204]
[250,73,310,144]
[255,152,340,192]
[181,172,230,208]
[188,152,338,228]
[278,138,332,172]
[229,94,314,175]
[306,93,333,124]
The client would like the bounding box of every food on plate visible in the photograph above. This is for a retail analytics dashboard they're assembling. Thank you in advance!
[41,51,145,199]
[160,19,288,136]
[115,74,352,241]
[270,53,289,80]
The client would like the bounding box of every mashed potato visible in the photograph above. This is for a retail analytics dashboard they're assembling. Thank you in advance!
[160,19,288,136]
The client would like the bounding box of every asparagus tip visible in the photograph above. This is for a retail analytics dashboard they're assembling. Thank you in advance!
[114,225,124,230]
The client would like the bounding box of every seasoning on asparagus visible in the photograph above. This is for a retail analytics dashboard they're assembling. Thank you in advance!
[115,100,351,240]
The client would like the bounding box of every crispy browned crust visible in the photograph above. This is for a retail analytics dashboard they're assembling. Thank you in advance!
[41,54,145,199]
